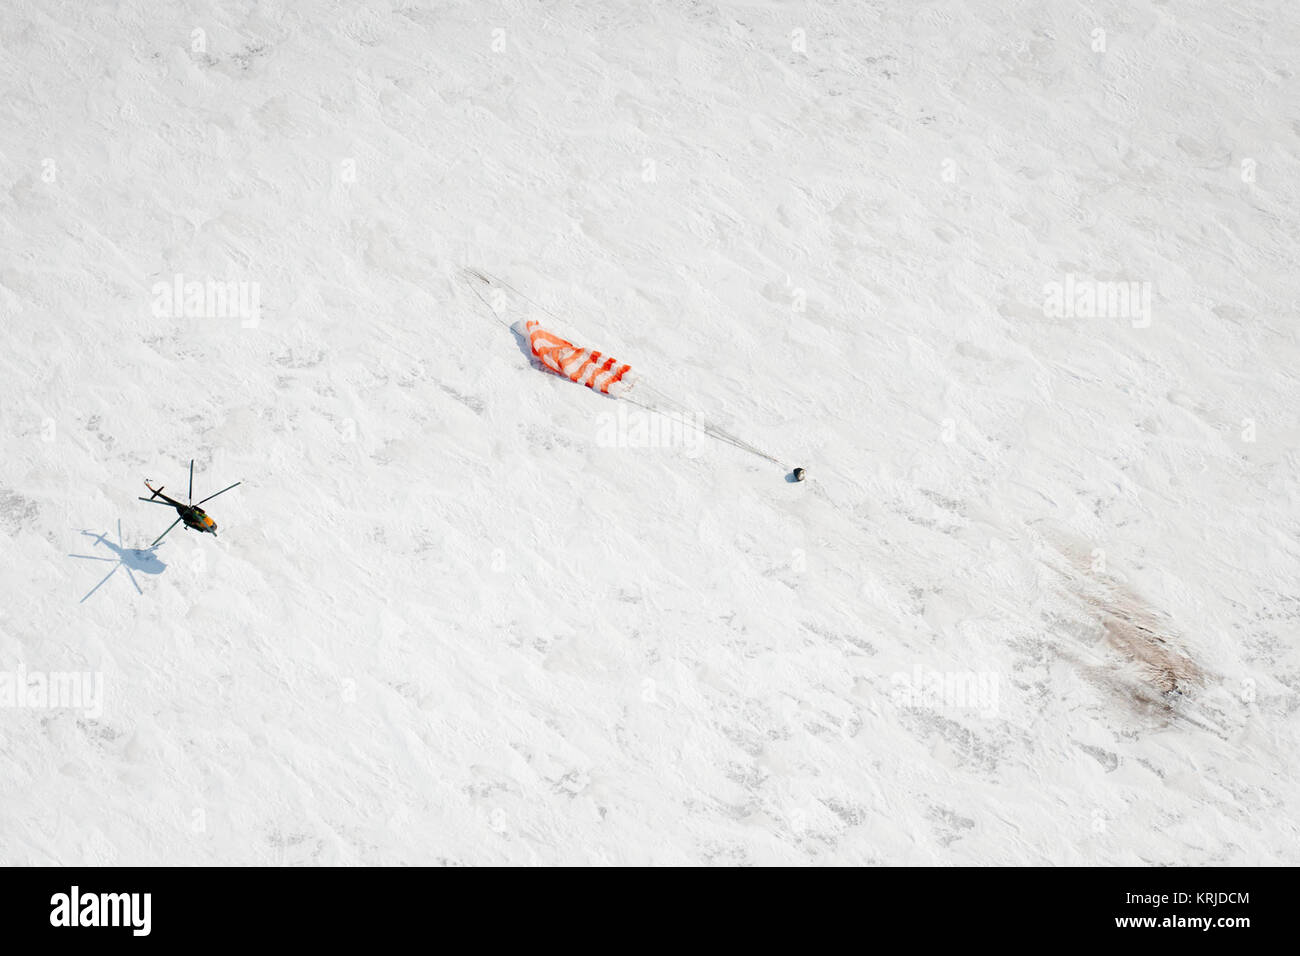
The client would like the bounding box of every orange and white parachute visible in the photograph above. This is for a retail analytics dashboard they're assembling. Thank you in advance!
[525,319,634,395]
[462,267,796,476]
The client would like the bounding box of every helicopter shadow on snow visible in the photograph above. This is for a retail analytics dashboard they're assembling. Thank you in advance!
[67,519,168,603]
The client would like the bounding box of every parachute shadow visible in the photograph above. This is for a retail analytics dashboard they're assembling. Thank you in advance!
[68,520,168,603]
[507,321,544,368]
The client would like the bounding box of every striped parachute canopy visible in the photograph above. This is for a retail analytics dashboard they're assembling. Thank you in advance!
[526,319,633,395]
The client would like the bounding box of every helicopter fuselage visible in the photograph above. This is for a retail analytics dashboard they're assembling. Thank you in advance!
[145,485,217,535]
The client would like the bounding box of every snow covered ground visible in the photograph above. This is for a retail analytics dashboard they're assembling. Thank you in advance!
[1,0,1297,865]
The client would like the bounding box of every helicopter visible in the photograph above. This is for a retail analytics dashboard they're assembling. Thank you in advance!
[138,459,241,546]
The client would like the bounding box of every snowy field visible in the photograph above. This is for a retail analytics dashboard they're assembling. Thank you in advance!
[1,0,1297,865]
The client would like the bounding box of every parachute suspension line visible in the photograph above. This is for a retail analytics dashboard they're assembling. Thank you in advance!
[461,268,518,332]
[635,381,789,469]
[623,388,788,469]
[467,268,576,333]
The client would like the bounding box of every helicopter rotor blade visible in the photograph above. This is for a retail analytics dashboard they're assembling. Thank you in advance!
[195,481,241,506]
[189,460,194,504]
[151,517,183,548]
[138,497,175,506]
